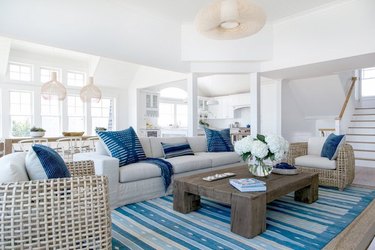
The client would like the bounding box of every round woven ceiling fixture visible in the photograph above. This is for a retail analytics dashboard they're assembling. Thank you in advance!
[80,76,102,103]
[41,72,67,101]
[195,0,266,40]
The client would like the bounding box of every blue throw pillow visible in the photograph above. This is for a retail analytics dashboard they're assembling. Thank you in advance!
[97,127,146,166]
[25,144,71,180]
[161,142,194,159]
[321,134,346,160]
[204,127,234,152]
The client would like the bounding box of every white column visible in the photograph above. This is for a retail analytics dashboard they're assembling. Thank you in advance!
[187,73,198,136]
[276,80,283,135]
[250,73,260,136]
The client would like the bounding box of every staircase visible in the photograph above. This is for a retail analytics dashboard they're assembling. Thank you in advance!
[346,107,375,168]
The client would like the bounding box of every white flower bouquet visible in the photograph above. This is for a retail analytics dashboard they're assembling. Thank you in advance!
[234,134,289,176]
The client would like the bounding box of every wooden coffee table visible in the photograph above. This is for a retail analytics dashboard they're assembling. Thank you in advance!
[173,166,318,238]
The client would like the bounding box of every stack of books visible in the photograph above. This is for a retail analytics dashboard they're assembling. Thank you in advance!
[229,178,266,192]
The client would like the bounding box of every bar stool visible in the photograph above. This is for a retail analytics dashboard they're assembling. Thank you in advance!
[84,136,99,152]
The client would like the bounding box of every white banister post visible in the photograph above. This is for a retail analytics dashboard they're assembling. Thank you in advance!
[187,73,198,136]
[250,73,261,136]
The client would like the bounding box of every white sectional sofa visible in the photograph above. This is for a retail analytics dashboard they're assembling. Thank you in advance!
[74,136,243,209]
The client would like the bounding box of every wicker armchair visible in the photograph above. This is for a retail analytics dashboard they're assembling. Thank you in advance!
[0,160,112,249]
[286,142,355,190]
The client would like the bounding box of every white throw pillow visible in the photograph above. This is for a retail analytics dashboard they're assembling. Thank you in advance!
[0,152,29,183]
[25,147,48,180]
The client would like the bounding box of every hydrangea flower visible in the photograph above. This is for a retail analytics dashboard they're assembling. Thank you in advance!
[251,140,269,159]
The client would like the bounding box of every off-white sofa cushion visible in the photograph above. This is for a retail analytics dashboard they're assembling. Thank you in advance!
[0,152,29,183]
[149,137,188,158]
[119,162,161,183]
[308,137,326,155]
[187,136,207,153]
[165,155,211,174]
[295,155,336,170]
[196,152,241,167]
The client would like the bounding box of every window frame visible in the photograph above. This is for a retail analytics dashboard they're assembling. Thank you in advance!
[40,66,62,83]
[66,70,86,87]
[360,67,375,99]
[158,99,188,128]
[9,90,34,137]
[8,62,33,82]
[67,95,86,132]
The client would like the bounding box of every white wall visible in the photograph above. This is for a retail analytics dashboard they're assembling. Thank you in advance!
[261,80,280,135]
[262,0,375,72]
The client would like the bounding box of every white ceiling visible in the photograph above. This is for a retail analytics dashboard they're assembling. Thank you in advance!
[119,0,345,24]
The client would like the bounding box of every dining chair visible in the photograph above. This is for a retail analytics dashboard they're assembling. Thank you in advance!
[17,138,49,152]
[56,137,83,161]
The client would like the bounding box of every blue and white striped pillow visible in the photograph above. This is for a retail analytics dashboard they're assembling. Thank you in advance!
[161,142,194,159]
[204,127,234,152]
[97,127,146,166]
[25,144,71,180]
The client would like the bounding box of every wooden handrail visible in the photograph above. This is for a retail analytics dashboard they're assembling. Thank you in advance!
[337,77,357,120]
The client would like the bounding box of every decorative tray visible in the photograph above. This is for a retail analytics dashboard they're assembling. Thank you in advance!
[272,168,299,175]
[62,132,85,136]
[203,173,236,182]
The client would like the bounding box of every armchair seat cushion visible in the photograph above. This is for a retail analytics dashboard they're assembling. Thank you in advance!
[295,155,336,170]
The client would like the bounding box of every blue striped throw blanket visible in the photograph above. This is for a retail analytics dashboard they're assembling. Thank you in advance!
[140,158,174,191]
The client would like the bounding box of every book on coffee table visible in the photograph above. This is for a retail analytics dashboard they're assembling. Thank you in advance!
[229,178,266,192]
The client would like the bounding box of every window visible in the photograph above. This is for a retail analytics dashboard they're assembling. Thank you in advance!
[158,102,188,128]
[10,91,33,137]
[40,67,60,83]
[361,67,375,97]
[91,98,114,134]
[9,63,32,81]
[158,103,174,127]
[67,71,85,86]
[41,96,61,136]
[67,96,85,131]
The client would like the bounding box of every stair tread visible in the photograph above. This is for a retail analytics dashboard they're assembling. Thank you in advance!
[355,157,375,161]
[346,134,375,136]
[355,107,375,110]
[353,114,375,116]
[348,127,375,129]
[350,120,375,122]
[347,141,375,144]
[354,149,375,152]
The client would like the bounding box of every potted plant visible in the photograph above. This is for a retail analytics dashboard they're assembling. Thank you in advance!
[30,127,46,138]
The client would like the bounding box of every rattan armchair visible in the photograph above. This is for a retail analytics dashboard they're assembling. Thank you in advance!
[286,142,355,190]
[0,160,112,249]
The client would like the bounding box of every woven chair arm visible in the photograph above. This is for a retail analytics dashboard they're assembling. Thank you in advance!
[336,143,355,174]
[286,142,308,165]
[0,175,112,249]
[66,160,95,177]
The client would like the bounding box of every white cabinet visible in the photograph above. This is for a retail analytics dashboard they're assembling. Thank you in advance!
[207,93,250,119]
[142,91,159,117]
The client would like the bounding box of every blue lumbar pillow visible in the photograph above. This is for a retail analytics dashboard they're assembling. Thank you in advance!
[321,134,346,160]
[204,127,234,152]
[161,142,194,159]
[97,127,146,166]
[25,144,71,180]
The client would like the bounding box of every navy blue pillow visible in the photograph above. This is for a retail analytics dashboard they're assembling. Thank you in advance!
[321,134,346,160]
[97,127,146,166]
[161,142,194,159]
[204,127,234,152]
[32,144,71,179]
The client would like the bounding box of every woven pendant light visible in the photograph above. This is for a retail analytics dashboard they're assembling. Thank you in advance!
[195,0,266,40]
[41,72,67,100]
[80,76,102,103]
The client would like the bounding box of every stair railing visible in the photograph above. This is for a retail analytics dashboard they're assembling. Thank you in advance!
[335,77,358,134]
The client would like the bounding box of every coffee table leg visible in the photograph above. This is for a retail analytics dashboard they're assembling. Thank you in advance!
[231,193,266,238]
[294,174,319,204]
[173,182,201,213]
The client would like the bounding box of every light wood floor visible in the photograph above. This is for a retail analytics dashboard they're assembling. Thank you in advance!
[353,166,375,250]
[353,166,375,188]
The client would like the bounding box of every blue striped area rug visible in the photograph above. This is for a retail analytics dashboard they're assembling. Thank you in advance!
[112,186,375,249]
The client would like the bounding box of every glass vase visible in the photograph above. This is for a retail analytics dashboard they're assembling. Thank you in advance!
[247,157,273,177]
